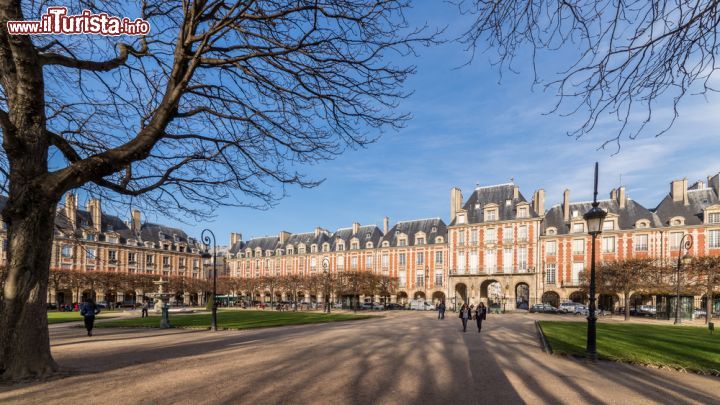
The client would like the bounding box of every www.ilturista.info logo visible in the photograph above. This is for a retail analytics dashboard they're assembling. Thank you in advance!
[6,7,150,36]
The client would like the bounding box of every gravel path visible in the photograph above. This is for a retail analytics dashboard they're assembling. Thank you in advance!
[1,311,718,404]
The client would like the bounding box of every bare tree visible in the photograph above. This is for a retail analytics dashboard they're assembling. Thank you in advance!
[0,1,434,379]
[462,1,720,149]
[594,258,656,320]
[687,256,720,324]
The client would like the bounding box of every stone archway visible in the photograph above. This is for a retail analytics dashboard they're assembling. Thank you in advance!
[397,291,409,304]
[56,289,72,307]
[542,291,560,308]
[431,291,445,305]
[569,291,587,304]
[454,283,467,306]
[123,290,137,307]
[515,283,529,310]
[480,279,502,309]
[413,291,426,300]
[598,294,619,312]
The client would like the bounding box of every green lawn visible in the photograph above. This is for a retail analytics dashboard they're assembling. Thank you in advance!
[539,321,720,375]
[47,311,121,324]
[96,310,379,330]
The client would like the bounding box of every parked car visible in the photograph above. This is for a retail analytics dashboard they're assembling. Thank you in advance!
[385,303,404,310]
[360,302,384,310]
[409,300,435,311]
[529,303,558,314]
[559,302,579,313]
[693,308,707,319]
[573,304,589,316]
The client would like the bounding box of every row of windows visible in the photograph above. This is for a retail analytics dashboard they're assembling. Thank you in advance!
[544,230,720,255]
[61,245,198,268]
[456,247,529,272]
[456,226,530,245]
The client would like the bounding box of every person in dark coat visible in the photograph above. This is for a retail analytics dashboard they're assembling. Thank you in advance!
[437,300,446,320]
[475,302,487,333]
[141,300,149,318]
[458,303,471,332]
[81,298,101,337]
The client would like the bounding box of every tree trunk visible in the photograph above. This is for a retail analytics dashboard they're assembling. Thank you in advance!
[0,196,58,380]
[624,291,630,321]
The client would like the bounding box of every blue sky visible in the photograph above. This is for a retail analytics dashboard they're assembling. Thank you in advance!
[150,2,720,245]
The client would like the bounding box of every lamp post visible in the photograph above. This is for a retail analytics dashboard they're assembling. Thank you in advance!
[201,229,218,331]
[583,162,607,362]
[323,257,331,313]
[674,234,693,325]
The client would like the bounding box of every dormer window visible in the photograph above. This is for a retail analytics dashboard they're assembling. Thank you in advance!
[382,241,389,247]
[365,233,371,239]
[458,214,466,224]
[572,223,584,233]
[546,227,557,236]
[517,206,528,218]
[602,220,614,231]
[337,243,345,251]
[311,245,317,253]
[350,241,359,250]
[485,209,498,221]
[572,210,580,218]
[416,237,426,245]
[435,236,444,243]
[276,249,283,256]
[636,220,650,229]
[322,243,330,252]
[431,226,437,233]
[398,238,407,247]
[366,242,374,249]
[708,212,720,224]
[670,217,685,226]
[287,247,294,255]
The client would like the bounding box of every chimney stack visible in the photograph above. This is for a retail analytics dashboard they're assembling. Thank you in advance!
[670,178,689,205]
[383,217,389,234]
[314,227,323,238]
[513,185,519,200]
[86,198,102,232]
[709,173,720,196]
[610,188,617,201]
[617,186,626,209]
[562,189,571,222]
[532,189,545,215]
[278,231,290,244]
[450,187,463,222]
[65,193,77,229]
[131,209,141,233]
[230,232,242,246]
[352,222,360,235]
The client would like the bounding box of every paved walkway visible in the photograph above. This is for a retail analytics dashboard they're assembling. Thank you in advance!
[1,312,718,404]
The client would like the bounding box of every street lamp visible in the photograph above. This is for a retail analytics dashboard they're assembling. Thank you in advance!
[674,234,693,325]
[201,229,218,331]
[582,162,607,362]
[322,258,330,313]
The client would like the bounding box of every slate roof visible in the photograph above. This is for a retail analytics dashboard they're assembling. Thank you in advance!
[329,225,384,250]
[542,198,662,235]
[381,218,447,247]
[450,184,539,226]
[653,188,719,226]
[283,230,331,249]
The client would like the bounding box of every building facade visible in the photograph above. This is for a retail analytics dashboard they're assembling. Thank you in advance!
[0,193,206,306]
[226,172,720,313]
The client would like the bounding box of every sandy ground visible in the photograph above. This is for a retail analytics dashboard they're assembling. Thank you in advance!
[1,311,718,404]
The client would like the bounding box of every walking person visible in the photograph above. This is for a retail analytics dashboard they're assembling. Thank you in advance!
[458,303,471,332]
[81,298,101,337]
[141,300,149,318]
[438,300,446,320]
[475,302,487,333]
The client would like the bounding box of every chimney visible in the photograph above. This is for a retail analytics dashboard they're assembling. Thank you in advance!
[513,185,519,200]
[532,189,545,215]
[131,209,141,233]
[278,231,290,244]
[65,193,77,229]
[383,217,389,234]
[352,222,360,235]
[709,173,720,196]
[671,178,689,205]
[617,186,626,209]
[86,198,102,232]
[610,188,617,201]
[314,227,323,238]
[230,232,242,246]
[450,187,463,222]
[562,189,571,222]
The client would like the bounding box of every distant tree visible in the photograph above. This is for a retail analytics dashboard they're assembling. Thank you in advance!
[0,1,434,379]
[462,1,720,149]
[377,275,398,306]
[595,258,656,320]
[261,276,283,309]
[281,275,305,311]
[687,256,720,324]
[47,269,71,310]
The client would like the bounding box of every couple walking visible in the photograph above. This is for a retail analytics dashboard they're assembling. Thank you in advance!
[458,302,486,333]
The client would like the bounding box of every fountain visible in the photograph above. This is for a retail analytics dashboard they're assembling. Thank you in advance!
[150,277,172,328]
